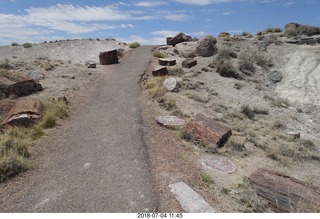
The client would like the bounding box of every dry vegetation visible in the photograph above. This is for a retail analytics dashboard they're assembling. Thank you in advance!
[0,100,68,182]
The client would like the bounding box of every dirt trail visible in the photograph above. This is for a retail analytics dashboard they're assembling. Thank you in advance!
[0,46,159,212]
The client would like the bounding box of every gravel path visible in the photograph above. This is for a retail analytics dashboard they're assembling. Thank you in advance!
[0,46,159,212]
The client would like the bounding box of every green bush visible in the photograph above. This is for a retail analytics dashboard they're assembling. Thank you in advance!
[153,51,165,58]
[23,43,32,48]
[129,42,141,48]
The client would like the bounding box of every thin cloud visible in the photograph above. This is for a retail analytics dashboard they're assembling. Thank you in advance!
[174,0,233,5]
[135,1,168,7]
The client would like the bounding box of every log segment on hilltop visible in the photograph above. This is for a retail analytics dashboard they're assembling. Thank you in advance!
[249,168,320,213]
[99,50,119,65]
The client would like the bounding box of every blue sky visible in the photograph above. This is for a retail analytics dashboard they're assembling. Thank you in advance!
[0,0,319,45]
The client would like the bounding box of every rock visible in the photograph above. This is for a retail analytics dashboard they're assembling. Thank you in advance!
[117,48,125,58]
[218,32,231,41]
[28,71,45,81]
[158,58,176,66]
[87,62,96,68]
[196,35,218,57]
[156,116,185,128]
[163,78,177,91]
[284,22,300,32]
[152,66,168,77]
[174,42,197,58]
[287,131,301,139]
[269,70,283,83]
[182,58,197,68]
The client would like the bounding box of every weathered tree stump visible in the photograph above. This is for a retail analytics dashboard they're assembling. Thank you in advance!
[186,113,232,148]
[1,99,43,126]
[159,58,176,66]
[182,58,197,68]
[152,66,168,77]
[0,76,42,97]
[249,168,320,213]
[99,50,119,65]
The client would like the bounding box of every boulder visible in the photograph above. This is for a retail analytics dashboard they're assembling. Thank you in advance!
[269,70,283,83]
[174,42,197,58]
[196,35,218,57]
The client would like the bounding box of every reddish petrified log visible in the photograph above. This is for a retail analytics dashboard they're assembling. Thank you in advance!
[1,76,42,97]
[249,168,320,213]
[1,99,43,126]
[182,58,197,69]
[99,50,119,65]
[186,113,232,148]
[152,66,168,77]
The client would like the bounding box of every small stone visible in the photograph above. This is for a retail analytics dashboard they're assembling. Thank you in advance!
[87,62,96,68]
[287,131,301,139]
[269,70,283,83]
[28,71,45,81]
[156,116,185,128]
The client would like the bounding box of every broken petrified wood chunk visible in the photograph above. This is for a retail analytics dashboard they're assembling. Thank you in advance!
[156,116,185,128]
[99,50,119,65]
[186,113,232,148]
[182,58,197,68]
[152,65,168,77]
[158,58,177,66]
[249,168,320,213]
[169,32,192,46]
[1,99,43,126]
[1,75,42,98]
[87,62,97,68]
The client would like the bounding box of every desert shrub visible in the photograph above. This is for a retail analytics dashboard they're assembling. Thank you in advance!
[264,27,282,33]
[187,92,210,103]
[201,173,214,185]
[158,97,177,111]
[0,127,31,182]
[153,50,165,58]
[217,60,239,79]
[39,100,68,129]
[11,42,19,46]
[0,60,15,70]
[238,50,272,70]
[241,104,255,120]
[23,43,32,48]
[217,48,238,60]
[234,177,269,212]
[129,42,141,49]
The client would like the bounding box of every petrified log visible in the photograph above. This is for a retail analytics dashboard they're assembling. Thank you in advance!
[0,76,42,97]
[166,37,173,45]
[249,168,320,213]
[170,32,191,46]
[99,50,119,65]
[152,66,168,77]
[0,99,16,118]
[1,99,43,126]
[159,58,176,66]
[182,58,197,68]
[186,113,232,148]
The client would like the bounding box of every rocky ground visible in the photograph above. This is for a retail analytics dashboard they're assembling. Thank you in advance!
[141,30,320,212]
